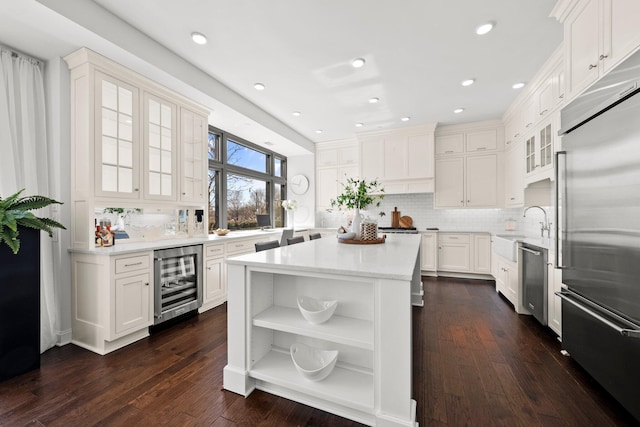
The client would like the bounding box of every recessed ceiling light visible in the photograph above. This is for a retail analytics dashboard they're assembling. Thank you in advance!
[254,83,265,91]
[191,32,207,45]
[264,141,274,146]
[401,117,411,122]
[355,123,363,127]
[352,58,366,68]
[453,108,465,114]
[292,111,301,117]
[461,79,475,87]
[512,82,526,89]
[369,97,380,104]
[476,22,494,35]
[315,129,323,134]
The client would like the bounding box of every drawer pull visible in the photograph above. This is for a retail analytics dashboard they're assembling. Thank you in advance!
[125,262,143,267]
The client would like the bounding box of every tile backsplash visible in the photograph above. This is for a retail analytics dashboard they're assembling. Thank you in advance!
[316,193,552,238]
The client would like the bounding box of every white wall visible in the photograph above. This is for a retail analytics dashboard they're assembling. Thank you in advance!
[286,154,315,229]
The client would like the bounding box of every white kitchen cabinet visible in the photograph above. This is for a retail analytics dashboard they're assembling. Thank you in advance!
[65,48,210,250]
[466,154,498,207]
[559,0,640,101]
[524,112,559,186]
[473,234,492,274]
[316,140,360,208]
[466,129,498,152]
[504,112,523,147]
[358,124,436,194]
[420,232,437,272]
[201,243,227,312]
[95,71,141,199]
[547,257,563,337]
[435,155,498,209]
[143,92,177,201]
[434,157,464,207]
[494,255,518,308]
[438,233,471,272]
[434,122,503,209]
[504,139,524,207]
[180,107,208,204]
[71,250,154,355]
[435,133,464,155]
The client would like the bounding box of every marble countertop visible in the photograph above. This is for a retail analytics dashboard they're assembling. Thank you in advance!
[226,234,422,281]
[493,233,554,251]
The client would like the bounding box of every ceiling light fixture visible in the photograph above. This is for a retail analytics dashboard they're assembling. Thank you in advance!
[401,117,411,122]
[476,22,494,35]
[352,58,366,68]
[461,79,475,87]
[355,123,363,127]
[264,141,274,146]
[512,82,526,89]
[315,129,323,134]
[191,32,208,45]
[254,83,265,91]
[292,111,301,117]
[453,108,465,114]
[369,97,380,104]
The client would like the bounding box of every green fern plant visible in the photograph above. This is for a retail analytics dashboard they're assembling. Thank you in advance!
[0,189,66,254]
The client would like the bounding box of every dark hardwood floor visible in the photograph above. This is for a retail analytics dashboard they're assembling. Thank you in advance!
[1,277,638,426]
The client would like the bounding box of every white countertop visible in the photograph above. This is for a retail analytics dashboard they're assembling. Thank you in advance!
[226,233,422,281]
[68,228,286,255]
[493,233,553,251]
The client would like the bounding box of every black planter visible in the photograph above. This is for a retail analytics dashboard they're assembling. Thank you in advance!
[0,227,40,381]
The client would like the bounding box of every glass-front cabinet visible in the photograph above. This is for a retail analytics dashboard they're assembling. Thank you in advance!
[144,93,177,201]
[96,72,140,198]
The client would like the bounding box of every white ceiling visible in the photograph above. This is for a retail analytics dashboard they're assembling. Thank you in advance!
[0,0,562,155]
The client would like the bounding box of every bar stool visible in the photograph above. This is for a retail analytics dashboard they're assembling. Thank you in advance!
[255,240,280,252]
[309,233,322,240]
[287,236,305,245]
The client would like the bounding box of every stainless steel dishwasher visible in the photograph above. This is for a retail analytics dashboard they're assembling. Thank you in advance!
[520,243,548,325]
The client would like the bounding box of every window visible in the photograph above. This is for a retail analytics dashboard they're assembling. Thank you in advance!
[207,126,287,232]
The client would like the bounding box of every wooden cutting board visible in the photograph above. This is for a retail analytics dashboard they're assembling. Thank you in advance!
[399,216,413,228]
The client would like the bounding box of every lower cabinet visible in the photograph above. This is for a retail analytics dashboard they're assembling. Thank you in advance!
[437,232,491,276]
[201,243,226,312]
[547,258,563,337]
[71,251,154,355]
[420,232,437,272]
[493,254,518,308]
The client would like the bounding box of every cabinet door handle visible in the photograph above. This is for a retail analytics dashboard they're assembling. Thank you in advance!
[476,147,487,150]
[539,109,548,116]
[514,133,520,138]
[559,94,564,99]
[445,150,454,154]
[510,197,515,200]
[134,188,139,192]
[599,54,608,60]
[145,282,149,286]
[526,122,533,128]
[588,64,597,70]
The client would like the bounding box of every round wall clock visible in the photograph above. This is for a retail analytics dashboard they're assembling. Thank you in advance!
[290,174,309,195]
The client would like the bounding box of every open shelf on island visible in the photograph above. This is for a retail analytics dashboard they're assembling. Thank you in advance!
[250,348,374,413]
[252,306,374,350]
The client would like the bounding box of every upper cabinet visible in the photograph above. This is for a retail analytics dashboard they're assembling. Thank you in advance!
[434,121,504,209]
[65,48,210,249]
[315,139,359,209]
[358,124,437,194]
[554,0,640,101]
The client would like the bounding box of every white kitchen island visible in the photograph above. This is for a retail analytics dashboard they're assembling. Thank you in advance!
[223,234,421,427]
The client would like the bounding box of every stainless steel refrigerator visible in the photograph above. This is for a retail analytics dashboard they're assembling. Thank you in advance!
[557,49,640,422]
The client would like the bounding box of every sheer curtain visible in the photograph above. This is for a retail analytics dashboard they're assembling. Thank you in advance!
[0,46,57,352]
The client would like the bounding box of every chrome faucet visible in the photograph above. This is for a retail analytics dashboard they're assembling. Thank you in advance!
[523,205,551,238]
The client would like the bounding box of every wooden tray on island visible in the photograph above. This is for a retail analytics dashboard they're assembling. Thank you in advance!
[338,235,386,245]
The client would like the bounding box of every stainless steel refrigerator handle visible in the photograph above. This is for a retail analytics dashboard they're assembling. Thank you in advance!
[555,150,567,269]
[556,291,640,339]
[519,246,541,256]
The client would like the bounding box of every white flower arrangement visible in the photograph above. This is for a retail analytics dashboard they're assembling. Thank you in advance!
[282,199,298,210]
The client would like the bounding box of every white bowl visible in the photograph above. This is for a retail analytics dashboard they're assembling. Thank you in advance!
[297,296,338,324]
[337,231,356,240]
[290,343,338,381]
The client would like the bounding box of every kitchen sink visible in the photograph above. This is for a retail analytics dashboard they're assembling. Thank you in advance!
[492,234,526,262]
